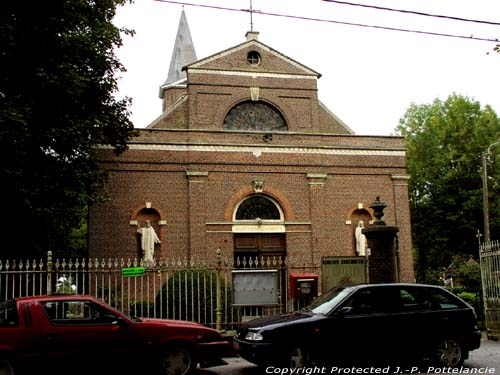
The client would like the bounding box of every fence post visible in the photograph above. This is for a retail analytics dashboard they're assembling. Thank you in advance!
[47,251,53,295]
[215,248,222,331]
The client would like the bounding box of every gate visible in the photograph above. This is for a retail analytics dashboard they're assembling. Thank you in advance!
[479,240,500,340]
[321,256,367,292]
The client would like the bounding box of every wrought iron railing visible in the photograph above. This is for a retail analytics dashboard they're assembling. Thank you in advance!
[0,251,319,331]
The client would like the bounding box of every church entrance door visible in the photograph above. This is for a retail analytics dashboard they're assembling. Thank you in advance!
[233,233,286,260]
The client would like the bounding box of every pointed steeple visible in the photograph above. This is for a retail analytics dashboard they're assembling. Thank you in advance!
[159,10,197,98]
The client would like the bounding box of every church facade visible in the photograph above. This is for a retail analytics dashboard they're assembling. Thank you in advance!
[88,12,415,288]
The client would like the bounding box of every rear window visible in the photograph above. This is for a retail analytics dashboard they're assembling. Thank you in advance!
[399,287,431,312]
[0,300,19,327]
[428,288,466,310]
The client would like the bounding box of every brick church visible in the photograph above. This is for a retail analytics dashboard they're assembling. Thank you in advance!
[88,11,415,286]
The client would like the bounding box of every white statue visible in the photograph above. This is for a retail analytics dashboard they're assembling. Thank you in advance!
[137,220,161,262]
[355,220,367,256]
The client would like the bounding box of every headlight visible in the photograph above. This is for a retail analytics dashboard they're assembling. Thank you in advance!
[245,331,263,341]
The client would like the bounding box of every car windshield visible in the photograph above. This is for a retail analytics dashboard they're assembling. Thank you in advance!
[307,286,352,315]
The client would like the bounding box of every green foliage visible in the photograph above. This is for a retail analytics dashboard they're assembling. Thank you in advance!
[0,1,136,258]
[155,269,232,325]
[453,256,482,294]
[455,290,484,326]
[446,255,484,324]
[395,94,500,280]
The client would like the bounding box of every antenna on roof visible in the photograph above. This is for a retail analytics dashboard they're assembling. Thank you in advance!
[250,0,254,31]
[245,0,259,40]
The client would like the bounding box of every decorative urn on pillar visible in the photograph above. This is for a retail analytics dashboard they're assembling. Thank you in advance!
[362,196,400,283]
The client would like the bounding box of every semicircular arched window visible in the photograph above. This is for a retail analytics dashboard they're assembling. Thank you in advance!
[223,101,288,132]
[235,195,282,220]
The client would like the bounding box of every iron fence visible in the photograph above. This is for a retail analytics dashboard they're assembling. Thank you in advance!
[479,240,500,340]
[0,251,319,331]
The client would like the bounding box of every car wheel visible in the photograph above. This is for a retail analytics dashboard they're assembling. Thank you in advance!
[288,346,310,368]
[159,346,194,375]
[433,338,464,367]
[0,359,15,375]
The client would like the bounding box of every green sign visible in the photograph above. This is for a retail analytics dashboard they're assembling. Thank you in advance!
[122,267,145,277]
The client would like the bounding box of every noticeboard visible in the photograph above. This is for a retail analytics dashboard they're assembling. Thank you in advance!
[232,270,278,306]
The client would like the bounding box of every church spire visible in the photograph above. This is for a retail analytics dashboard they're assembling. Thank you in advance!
[159,10,197,97]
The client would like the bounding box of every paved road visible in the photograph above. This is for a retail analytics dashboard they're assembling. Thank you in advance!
[463,339,499,370]
[198,339,499,375]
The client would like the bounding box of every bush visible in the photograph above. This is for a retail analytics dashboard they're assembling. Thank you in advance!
[155,269,232,325]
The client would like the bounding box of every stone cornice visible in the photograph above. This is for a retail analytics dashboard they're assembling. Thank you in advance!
[102,143,406,157]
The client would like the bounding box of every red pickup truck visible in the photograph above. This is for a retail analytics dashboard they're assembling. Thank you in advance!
[0,294,231,375]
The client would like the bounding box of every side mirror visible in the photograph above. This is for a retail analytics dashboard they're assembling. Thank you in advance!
[336,306,353,317]
[111,316,129,329]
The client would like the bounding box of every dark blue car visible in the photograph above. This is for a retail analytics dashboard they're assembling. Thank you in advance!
[234,283,481,369]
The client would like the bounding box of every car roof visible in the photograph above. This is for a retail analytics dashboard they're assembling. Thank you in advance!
[12,294,98,303]
[345,283,445,291]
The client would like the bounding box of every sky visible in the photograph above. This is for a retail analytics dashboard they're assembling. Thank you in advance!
[113,0,500,136]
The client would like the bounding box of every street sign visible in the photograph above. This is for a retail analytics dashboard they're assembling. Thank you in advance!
[122,267,145,277]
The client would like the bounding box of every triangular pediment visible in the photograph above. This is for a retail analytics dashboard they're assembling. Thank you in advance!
[186,39,321,78]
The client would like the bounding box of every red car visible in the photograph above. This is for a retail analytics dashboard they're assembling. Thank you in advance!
[0,294,231,375]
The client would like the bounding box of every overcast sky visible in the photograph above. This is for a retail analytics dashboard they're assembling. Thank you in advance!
[113,0,500,135]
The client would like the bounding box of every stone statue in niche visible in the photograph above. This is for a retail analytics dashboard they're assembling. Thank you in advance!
[355,220,367,256]
[137,220,161,262]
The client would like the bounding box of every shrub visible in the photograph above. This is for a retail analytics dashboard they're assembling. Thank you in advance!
[155,269,232,325]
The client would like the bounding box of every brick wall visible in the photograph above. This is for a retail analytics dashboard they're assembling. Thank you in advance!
[90,136,415,282]
[88,38,415,284]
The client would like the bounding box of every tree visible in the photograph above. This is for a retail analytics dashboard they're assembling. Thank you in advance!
[395,94,500,282]
[0,1,136,258]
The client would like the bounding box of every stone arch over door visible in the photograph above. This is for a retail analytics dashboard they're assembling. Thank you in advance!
[231,194,287,261]
[224,185,295,222]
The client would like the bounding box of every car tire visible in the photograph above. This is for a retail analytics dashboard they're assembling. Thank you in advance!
[0,359,15,375]
[432,338,464,367]
[288,346,310,368]
[159,345,195,375]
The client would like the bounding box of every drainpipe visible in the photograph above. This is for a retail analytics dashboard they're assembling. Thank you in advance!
[395,233,401,283]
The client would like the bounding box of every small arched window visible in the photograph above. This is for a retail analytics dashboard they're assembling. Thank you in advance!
[235,195,282,220]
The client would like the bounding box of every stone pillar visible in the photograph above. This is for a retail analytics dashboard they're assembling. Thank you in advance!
[362,196,400,283]
[186,171,209,260]
[307,173,327,264]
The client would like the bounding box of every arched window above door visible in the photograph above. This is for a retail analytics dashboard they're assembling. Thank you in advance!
[235,195,282,221]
